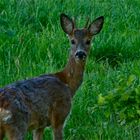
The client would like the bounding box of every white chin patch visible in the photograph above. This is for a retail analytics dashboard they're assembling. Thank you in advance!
[75,57,86,63]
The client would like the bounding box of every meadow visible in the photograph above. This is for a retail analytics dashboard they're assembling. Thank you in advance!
[0,0,140,139]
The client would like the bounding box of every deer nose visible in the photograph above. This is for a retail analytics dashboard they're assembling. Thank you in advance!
[75,51,87,60]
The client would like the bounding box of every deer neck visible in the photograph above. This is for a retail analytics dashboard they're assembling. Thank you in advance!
[55,55,86,96]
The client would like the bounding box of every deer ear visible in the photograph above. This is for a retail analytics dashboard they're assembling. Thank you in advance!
[60,13,74,35]
[88,16,104,36]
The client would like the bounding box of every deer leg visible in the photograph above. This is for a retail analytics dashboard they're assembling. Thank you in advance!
[33,128,44,140]
[51,109,64,140]
[51,98,71,140]
[51,108,67,140]
[53,124,63,140]
[0,127,5,140]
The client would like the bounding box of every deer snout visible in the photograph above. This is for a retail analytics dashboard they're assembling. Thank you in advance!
[75,50,87,61]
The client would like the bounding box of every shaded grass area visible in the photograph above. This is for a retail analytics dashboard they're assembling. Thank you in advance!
[0,0,140,139]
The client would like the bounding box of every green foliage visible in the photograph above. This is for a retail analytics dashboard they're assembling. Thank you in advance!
[96,74,140,125]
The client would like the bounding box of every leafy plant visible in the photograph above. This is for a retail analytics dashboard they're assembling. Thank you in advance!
[96,74,140,125]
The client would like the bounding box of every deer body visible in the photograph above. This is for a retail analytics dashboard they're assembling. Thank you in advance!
[0,14,104,140]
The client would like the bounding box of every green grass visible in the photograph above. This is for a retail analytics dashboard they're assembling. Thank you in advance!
[0,0,140,139]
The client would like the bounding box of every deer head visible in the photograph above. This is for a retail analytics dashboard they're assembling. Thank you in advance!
[60,13,104,63]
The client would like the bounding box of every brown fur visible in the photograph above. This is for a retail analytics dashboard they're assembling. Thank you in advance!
[0,13,104,140]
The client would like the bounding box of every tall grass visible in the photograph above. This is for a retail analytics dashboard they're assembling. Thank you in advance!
[0,0,140,139]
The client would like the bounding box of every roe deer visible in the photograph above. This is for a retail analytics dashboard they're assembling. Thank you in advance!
[0,13,104,140]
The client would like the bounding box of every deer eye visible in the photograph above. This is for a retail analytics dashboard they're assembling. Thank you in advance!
[71,39,75,45]
[86,40,91,45]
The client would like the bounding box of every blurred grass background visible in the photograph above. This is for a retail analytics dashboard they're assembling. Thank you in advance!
[0,0,140,139]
